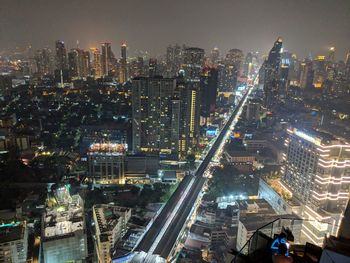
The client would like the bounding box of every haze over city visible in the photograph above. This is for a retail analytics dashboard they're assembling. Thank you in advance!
[1,0,350,58]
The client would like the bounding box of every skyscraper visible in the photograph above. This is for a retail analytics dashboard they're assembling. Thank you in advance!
[148,58,158,77]
[119,42,128,82]
[132,77,180,158]
[68,48,90,78]
[166,44,183,77]
[34,48,54,76]
[222,48,244,92]
[182,47,205,81]
[210,47,220,66]
[90,47,102,78]
[55,40,68,71]
[282,127,350,245]
[101,42,115,76]
[263,37,283,109]
[199,67,218,124]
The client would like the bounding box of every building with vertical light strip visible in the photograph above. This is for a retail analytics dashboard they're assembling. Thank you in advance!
[282,127,350,245]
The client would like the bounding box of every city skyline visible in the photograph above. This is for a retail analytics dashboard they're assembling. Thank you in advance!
[1,0,349,59]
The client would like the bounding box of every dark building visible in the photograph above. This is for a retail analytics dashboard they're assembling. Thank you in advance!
[55,40,68,71]
[200,67,218,123]
[263,37,283,109]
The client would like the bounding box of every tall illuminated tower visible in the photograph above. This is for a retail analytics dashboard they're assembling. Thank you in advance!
[120,42,128,82]
[90,48,102,78]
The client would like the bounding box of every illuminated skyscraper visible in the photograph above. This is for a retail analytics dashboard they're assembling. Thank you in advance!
[262,37,283,109]
[282,128,350,245]
[132,77,180,158]
[90,48,102,78]
[119,42,128,82]
[222,48,244,92]
[35,48,54,76]
[182,47,205,81]
[68,48,90,78]
[101,42,115,76]
[166,44,183,77]
[312,55,327,89]
[299,59,314,89]
[55,40,68,71]
[327,47,336,63]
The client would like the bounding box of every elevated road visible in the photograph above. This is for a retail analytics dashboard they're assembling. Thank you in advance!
[134,85,253,261]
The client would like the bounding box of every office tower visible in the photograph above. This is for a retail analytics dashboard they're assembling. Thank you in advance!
[42,186,88,262]
[210,47,220,65]
[175,77,200,157]
[183,47,205,81]
[0,221,28,262]
[93,205,131,263]
[299,59,314,89]
[90,48,102,78]
[282,128,350,245]
[312,56,327,88]
[222,48,244,92]
[148,58,158,77]
[199,67,218,124]
[87,143,126,184]
[101,42,115,76]
[68,48,90,78]
[34,48,54,76]
[55,40,68,71]
[119,42,128,82]
[132,77,182,159]
[166,44,183,77]
[263,37,283,109]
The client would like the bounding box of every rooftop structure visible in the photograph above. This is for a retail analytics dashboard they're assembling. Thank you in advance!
[42,188,87,262]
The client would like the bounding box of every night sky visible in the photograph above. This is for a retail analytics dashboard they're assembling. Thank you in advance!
[1,0,349,59]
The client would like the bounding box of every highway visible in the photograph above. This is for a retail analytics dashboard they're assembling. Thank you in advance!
[133,84,253,261]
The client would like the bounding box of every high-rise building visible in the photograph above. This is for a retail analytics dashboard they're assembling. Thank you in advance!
[182,47,205,81]
[312,55,327,89]
[210,47,220,66]
[35,48,54,76]
[299,59,314,89]
[88,143,126,184]
[132,77,181,158]
[42,186,88,262]
[68,48,90,78]
[101,43,115,76]
[282,127,350,245]
[119,42,128,82]
[345,51,350,83]
[199,66,218,124]
[93,204,131,263]
[166,44,184,77]
[148,58,158,77]
[263,37,283,109]
[222,48,244,92]
[0,221,28,263]
[55,40,68,71]
[90,48,102,78]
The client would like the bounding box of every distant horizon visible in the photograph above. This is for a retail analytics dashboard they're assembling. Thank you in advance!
[1,0,349,60]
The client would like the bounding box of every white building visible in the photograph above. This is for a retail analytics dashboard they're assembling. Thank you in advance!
[93,204,131,263]
[42,187,87,263]
[282,127,350,245]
